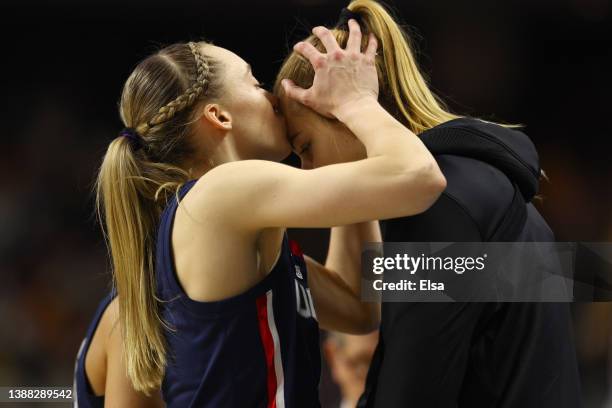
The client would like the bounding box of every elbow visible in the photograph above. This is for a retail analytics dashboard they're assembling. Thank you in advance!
[409,162,447,215]
[353,303,381,334]
[427,163,447,201]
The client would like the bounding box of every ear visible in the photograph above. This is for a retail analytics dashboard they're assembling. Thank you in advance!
[200,103,232,131]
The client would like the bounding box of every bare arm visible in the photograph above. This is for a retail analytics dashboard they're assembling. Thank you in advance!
[104,314,164,407]
[325,221,382,293]
[304,222,382,333]
[306,255,379,334]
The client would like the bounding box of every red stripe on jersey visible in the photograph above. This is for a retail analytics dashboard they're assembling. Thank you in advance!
[256,294,277,408]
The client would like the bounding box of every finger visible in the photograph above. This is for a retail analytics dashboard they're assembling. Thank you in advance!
[281,79,310,106]
[312,26,342,54]
[345,19,363,53]
[364,33,378,60]
[294,41,326,69]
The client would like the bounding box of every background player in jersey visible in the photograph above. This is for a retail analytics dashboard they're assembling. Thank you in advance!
[275,1,581,407]
[73,292,164,407]
[92,20,446,407]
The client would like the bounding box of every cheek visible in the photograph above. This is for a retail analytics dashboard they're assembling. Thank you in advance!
[256,98,284,135]
[253,91,275,115]
[233,91,270,119]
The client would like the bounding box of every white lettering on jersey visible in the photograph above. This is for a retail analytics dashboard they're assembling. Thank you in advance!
[295,280,317,321]
[295,265,303,280]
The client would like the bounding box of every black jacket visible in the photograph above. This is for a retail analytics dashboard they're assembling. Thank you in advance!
[359,118,582,408]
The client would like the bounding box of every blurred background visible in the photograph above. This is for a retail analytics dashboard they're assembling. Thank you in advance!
[0,0,610,406]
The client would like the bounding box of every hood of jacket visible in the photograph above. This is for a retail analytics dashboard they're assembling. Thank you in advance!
[419,117,541,201]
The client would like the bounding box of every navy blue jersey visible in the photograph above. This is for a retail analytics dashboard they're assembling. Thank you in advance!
[156,179,321,407]
[73,291,115,408]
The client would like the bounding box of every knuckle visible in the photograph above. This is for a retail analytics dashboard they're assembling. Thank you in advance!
[332,50,343,61]
[313,56,326,68]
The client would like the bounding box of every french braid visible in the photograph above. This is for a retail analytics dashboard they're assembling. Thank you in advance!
[136,42,210,135]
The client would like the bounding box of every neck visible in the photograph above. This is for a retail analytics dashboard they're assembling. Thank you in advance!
[187,132,243,179]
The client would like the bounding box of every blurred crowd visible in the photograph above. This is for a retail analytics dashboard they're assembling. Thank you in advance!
[1,0,610,406]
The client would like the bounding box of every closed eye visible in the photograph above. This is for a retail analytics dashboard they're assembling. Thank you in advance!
[299,142,311,155]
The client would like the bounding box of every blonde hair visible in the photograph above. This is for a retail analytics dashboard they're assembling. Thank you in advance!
[274,0,519,134]
[95,41,222,394]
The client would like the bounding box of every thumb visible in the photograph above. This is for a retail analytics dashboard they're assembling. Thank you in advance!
[282,79,310,107]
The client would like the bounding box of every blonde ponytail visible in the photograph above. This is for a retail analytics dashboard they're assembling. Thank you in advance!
[275,0,519,134]
[348,0,463,133]
[95,41,221,394]
[95,137,187,393]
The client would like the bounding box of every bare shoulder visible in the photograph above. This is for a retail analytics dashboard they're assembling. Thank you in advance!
[182,160,296,225]
[191,160,293,197]
[102,297,166,407]
[103,297,121,351]
[84,296,119,396]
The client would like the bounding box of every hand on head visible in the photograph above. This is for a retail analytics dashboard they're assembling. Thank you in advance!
[281,19,379,119]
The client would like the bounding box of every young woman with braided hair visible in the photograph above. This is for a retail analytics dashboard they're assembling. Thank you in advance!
[276,1,581,407]
[83,20,446,408]
[72,43,212,408]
